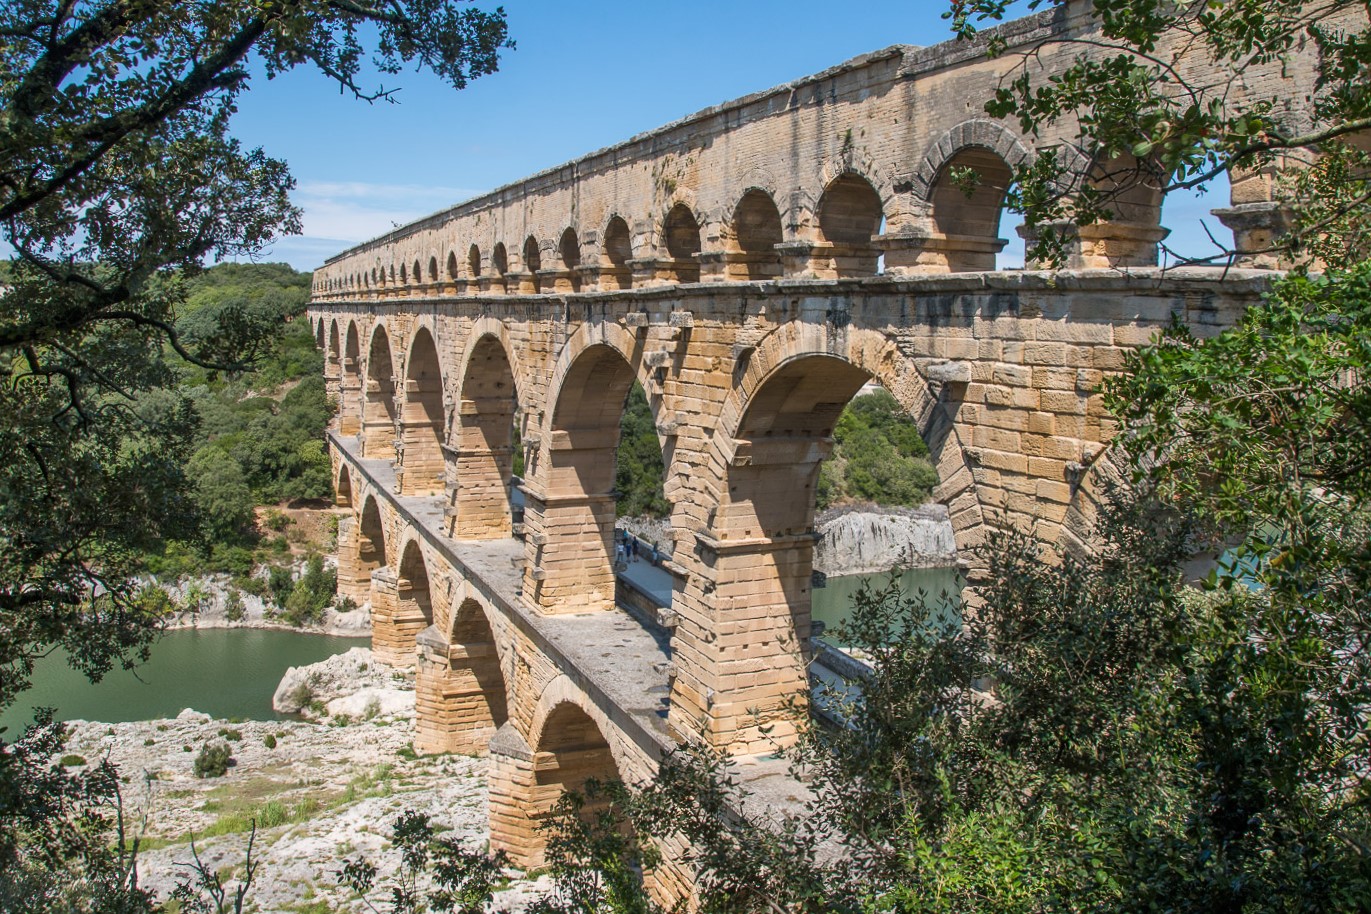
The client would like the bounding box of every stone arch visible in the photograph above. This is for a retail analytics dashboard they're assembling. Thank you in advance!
[315,318,326,348]
[398,325,447,496]
[400,262,408,285]
[491,682,631,869]
[451,322,521,540]
[522,235,542,293]
[325,320,342,412]
[335,463,353,508]
[447,250,459,281]
[371,534,436,667]
[926,147,1016,272]
[728,188,784,280]
[362,323,398,460]
[412,258,422,286]
[559,227,582,292]
[530,324,661,613]
[661,203,701,283]
[717,323,982,556]
[600,215,633,290]
[491,242,509,292]
[358,492,388,581]
[468,244,482,280]
[815,172,884,276]
[415,595,511,756]
[1081,151,1167,267]
[667,326,985,753]
[340,320,363,435]
[912,120,1031,203]
[428,255,439,282]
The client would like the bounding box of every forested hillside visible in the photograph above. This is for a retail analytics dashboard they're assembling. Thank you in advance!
[146,263,333,589]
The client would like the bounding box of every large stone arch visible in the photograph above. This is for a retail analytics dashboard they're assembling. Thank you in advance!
[340,492,388,606]
[718,321,985,555]
[415,592,511,756]
[398,323,447,496]
[526,322,662,613]
[665,322,984,755]
[362,322,398,460]
[450,319,523,540]
[339,320,363,435]
[372,534,437,667]
[490,679,636,870]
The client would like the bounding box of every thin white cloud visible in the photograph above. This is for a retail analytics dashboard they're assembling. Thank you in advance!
[244,179,488,271]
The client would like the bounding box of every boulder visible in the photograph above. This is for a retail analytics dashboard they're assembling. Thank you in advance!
[814,505,957,576]
[272,647,413,718]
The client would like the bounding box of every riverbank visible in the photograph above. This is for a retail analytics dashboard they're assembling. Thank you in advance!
[59,655,543,912]
[162,571,371,638]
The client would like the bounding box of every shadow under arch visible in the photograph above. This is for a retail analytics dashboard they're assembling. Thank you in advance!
[728,187,784,280]
[398,325,446,496]
[451,322,522,540]
[600,215,633,290]
[415,595,511,756]
[334,463,353,508]
[490,695,628,870]
[814,172,884,277]
[372,535,436,668]
[362,323,398,460]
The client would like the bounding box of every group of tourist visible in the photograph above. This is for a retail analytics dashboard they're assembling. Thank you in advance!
[614,529,660,570]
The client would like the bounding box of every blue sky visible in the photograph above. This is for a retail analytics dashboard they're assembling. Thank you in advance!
[228,0,1229,271]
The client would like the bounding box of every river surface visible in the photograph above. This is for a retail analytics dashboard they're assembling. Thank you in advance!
[1,629,369,736]
[811,566,962,646]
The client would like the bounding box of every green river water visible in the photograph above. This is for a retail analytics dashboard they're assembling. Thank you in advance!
[0,629,369,737]
[810,566,963,646]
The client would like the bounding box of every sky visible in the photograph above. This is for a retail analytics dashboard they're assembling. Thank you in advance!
[227,0,1230,272]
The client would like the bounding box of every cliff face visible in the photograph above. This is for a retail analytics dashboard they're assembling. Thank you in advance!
[814,504,957,576]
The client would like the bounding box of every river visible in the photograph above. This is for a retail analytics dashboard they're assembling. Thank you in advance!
[0,629,369,737]
[811,566,963,646]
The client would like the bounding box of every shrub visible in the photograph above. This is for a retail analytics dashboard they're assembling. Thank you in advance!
[59,754,86,767]
[193,742,233,778]
[224,587,246,622]
[262,508,292,532]
[263,733,277,750]
[217,728,243,742]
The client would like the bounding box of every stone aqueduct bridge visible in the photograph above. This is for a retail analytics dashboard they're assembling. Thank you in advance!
[307,8,1295,872]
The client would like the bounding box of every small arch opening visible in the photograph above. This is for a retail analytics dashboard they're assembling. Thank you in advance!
[523,236,542,293]
[601,216,633,290]
[817,173,883,277]
[731,189,784,280]
[663,203,701,283]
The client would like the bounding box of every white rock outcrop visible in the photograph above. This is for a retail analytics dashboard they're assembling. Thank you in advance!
[272,646,414,720]
[814,505,957,576]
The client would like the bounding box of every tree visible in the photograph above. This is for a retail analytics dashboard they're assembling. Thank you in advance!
[0,0,510,709]
[946,0,1371,269]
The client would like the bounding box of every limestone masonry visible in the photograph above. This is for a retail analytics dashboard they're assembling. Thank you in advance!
[307,5,1326,896]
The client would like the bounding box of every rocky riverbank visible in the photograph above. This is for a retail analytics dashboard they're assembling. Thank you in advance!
[60,650,544,913]
[162,570,371,638]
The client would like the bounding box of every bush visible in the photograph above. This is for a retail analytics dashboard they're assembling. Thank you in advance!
[278,554,336,627]
[59,754,86,768]
[193,742,233,779]
[224,588,246,622]
[263,734,277,750]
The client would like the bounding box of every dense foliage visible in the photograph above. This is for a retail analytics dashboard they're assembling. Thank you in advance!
[818,389,938,509]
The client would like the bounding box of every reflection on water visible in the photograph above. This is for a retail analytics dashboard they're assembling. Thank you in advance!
[811,566,962,647]
[0,628,369,736]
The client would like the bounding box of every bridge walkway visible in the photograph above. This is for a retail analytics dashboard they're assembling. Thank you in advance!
[330,431,805,817]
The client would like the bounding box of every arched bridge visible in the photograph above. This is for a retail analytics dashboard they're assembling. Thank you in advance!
[308,6,1298,878]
